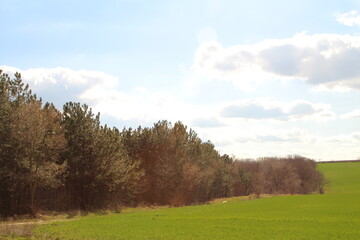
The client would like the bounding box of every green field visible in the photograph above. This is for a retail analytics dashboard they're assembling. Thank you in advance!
[34,162,360,240]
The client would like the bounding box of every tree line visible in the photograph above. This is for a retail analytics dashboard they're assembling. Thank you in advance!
[0,70,325,217]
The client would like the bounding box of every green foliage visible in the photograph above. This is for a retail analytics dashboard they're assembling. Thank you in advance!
[33,162,360,240]
[62,102,143,210]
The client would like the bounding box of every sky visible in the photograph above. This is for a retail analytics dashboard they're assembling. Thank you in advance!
[1,0,360,161]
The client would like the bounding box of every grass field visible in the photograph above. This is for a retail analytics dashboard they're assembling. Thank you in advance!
[29,162,360,239]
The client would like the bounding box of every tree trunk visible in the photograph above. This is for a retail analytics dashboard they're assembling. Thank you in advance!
[29,180,37,216]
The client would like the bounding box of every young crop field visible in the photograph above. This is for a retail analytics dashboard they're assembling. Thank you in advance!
[28,162,360,239]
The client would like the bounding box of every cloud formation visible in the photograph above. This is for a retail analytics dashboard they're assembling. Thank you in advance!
[336,10,360,26]
[327,132,360,143]
[82,89,195,123]
[0,65,117,105]
[220,98,334,121]
[191,117,225,128]
[340,109,360,119]
[236,128,309,143]
[193,33,360,91]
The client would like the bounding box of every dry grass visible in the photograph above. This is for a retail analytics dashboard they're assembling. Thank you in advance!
[208,193,280,204]
[0,223,35,239]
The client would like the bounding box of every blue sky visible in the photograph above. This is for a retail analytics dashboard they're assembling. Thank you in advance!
[1,0,360,161]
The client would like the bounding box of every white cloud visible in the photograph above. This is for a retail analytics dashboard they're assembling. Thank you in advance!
[236,128,312,143]
[0,65,117,105]
[191,117,225,128]
[215,128,360,160]
[336,10,360,26]
[1,65,117,88]
[192,41,268,91]
[82,88,193,123]
[193,33,360,91]
[219,98,335,121]
[182,73,205,96]
[326,132,360,143]
[340,109,360,119]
